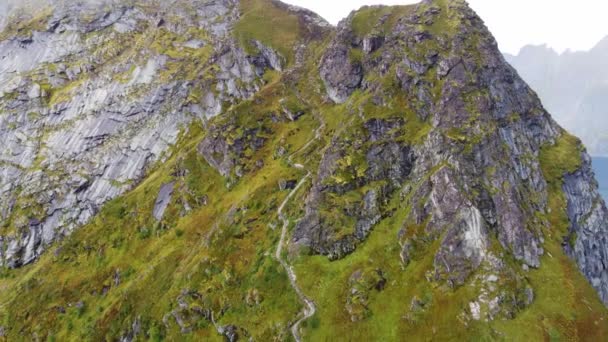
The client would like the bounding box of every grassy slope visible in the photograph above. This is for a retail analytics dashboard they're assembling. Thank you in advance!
[1,0,607,341]
[290,118,608,341]
[292,1,608,340]
[351,5,417,37]
[0,71,321,340]
[292,136,608,341]
[0,1,315,340]
[233,0,301,63]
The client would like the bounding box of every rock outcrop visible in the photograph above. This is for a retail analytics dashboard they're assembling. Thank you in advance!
[564,153,608,303]
[0,0,285,267]
[1,0,608,340]
[294,0,608,309]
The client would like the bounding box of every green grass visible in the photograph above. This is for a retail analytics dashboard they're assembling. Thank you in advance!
[48,79,86,107]
[2,2,608,341]
[288,132,608,341]
[540,132,583,236]
[351,5,416,37]
[233,0,301,64]
[0,82,315,340]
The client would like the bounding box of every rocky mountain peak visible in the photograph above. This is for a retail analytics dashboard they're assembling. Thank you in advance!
[591,35,608,56]
[1,0,608,340]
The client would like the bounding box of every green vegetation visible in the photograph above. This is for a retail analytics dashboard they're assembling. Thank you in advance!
[424,0,463,36]
[290,140,608,340]
[233,0,301,64]
[1,1,608,341]
[540,132,583,236]
[48,79,85,107]
[0,99,312,340]
[0,35,327,336]
[0,6,53,41]
[351,5,416,37]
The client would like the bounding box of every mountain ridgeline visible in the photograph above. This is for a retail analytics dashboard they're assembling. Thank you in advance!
[504,38,608,156]
[0,0,608,340]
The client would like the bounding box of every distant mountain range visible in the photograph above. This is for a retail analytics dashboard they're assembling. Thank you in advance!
[505,36,608,156]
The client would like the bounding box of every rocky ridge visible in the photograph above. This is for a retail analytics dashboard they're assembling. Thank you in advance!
[504,39,608,156]
[0,0,608,340]
[0,0,291,267]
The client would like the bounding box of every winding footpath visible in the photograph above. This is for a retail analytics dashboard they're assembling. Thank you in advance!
[274,109,326,342]
[275,172,315,342]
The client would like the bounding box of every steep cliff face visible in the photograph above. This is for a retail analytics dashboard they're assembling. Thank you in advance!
[504,38,608,156]
[0,0,294,268]
[0,0,608,341]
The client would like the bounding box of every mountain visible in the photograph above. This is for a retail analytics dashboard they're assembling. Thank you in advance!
[593,157,608,201]
[1,0,608,340]
[504,37,608,156]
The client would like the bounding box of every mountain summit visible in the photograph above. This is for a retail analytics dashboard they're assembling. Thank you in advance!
[0,0,608,340]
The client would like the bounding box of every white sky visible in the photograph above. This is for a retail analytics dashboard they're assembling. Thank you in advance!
[282,0,608,55]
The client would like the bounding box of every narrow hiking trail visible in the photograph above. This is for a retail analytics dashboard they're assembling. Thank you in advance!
[274,109,326,341]
[275,172,315,342]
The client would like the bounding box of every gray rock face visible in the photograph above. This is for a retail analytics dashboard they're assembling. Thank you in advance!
[252,40,285,72]
[294,119,415,259]
[218,325,241,342]
[293,0,608,309]
[153,182,174,221]
[320,45,363,103]
[564,153,608,303]
[1,0,608,326]
[0,0,283,267]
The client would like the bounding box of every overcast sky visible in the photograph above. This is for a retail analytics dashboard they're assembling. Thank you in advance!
[282,0,608,55]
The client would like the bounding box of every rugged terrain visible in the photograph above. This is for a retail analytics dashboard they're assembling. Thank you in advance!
[505,38,608,156]
[1,0,608,340]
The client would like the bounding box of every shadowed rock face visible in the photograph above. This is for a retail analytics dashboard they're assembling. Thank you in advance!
[294,127,415,259]
[293,0,608,308]
[320,45,364,104]
[563,153,608,303]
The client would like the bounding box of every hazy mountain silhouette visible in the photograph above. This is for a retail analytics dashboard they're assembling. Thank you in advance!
[505,36,608,156]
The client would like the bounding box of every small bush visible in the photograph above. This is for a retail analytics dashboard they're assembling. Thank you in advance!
[139,227,151,240]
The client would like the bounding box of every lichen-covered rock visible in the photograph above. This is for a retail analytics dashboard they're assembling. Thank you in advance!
[319,45,363,104]
[0,0,284,267]
[298,0,608,311]
[345,268,386,321]
[163,289,213,334]
[293,120,415,259]
[1,0,608,340]
[198,123,267,179]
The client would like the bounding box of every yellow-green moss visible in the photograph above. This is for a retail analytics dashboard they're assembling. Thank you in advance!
[0,6,53,41]
[233,0,301,64]
[351,5,416,37]
[540,132,583,236]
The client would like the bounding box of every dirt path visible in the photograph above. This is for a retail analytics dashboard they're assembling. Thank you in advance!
[275,172,315,342]
[274,91,325,341]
